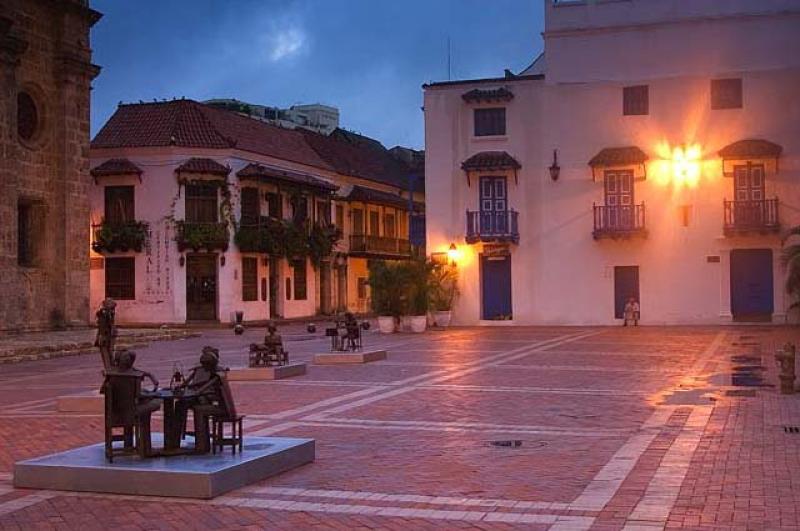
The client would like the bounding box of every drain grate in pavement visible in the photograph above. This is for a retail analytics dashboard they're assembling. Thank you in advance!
[490,440,522,448]
[725,389,756,397]
[784,426,800,434]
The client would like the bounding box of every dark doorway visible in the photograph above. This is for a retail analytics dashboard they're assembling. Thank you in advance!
[269,256,280,319]
[481,254,512,320]
[730,249,773,321]
[614,266,639,319]
[320,261,332,314]
[186,254,217,321]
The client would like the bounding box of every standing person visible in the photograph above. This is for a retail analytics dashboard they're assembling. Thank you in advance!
[623,297,640,326]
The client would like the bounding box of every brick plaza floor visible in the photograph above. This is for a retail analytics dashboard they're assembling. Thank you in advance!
[0,325,799,530]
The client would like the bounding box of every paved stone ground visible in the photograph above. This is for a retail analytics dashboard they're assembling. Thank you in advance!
[0,324,798,530]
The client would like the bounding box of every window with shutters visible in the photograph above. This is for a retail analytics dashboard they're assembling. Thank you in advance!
[185,183,218,223]
[352,208,364,235]
[384,213,396,238]
[293,261,307,300]
[105,257,135,300]
[335,204,344,230]
[316,201,331,225]
[266,192,282,219]
[104,186,135,225]
[474,108,506,137]
[623,85,648,116]
[242,256,258,301]
[240,187,260,225]
[711,78,742,110]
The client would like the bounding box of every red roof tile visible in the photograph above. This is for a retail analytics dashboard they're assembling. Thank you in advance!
[461,151,521,172]
[90,158,142,177]
[301,129,415,190]
[588,146,648,167]
[175,157,230,176]
[92,99,332,171]
[237,163,337,192]
[719,139,782,160]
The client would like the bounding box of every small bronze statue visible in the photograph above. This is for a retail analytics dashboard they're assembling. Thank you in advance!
[248,321,288,367]
[95,298,118,370]
[343,312,361,352]
[176,346,225,454]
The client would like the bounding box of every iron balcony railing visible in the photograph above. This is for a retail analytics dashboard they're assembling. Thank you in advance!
[723,199,779,234]
[349,235,411,257]
[465,209,519,244]
[593,203,647,240]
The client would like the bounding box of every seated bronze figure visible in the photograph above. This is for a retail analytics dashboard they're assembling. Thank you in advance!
[249,321,289,367]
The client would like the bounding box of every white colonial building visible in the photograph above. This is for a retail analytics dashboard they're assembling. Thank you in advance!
[424,0,800,325]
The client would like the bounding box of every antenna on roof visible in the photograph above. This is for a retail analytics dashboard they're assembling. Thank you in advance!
[447,36,451,81]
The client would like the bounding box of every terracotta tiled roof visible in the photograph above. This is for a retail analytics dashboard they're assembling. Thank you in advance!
[342,185,411,210]
[719,139,782,160]
[91,99,332,171]
[462,87,514,103]
[237,163,336,192]
[461,151,521,172]
[588,146,648,167]
[175,157,230,176]
[301,129,417,190]
[90,158,142,178]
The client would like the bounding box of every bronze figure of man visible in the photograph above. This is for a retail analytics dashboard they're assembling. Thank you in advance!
[95,298,118,370]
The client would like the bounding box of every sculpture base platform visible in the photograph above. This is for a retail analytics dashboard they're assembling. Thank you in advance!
[227,362,307,381]
[57,391,103,413]
[314,350,387,365]
[13,434,314,499]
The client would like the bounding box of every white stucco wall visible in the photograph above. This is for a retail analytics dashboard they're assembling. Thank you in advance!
[424,0,800,326]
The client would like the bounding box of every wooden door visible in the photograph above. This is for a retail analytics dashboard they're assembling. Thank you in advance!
[186,254,217,321]
[481,254,512,320]
[479,176,508,235]
[730,249,773,321]
[605,171,634,229]
[614,266,639,319]
[734,164,765,225]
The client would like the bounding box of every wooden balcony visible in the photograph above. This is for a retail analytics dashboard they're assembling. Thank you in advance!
[723,199,779,236]
[593,204,647,240]
[349,235,412,259]
[465,210,519,244]
[91,221,149,254]
[175,221,229,252]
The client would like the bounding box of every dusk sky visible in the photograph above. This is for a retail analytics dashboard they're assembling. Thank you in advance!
[90,0,543,150]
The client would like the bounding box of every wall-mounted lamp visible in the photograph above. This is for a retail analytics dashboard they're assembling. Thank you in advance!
[447,243,461,266]
[179,255,185,268]
[549,149,561,182]
[220,254,226,267]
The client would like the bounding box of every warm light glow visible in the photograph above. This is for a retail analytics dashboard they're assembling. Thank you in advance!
[447,243,461,264]
[651,142,707,189]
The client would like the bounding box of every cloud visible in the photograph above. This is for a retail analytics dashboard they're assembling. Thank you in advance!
[269,27,306,62]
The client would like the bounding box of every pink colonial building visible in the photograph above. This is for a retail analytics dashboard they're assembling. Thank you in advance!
[89,99,423,325]
[424,0,800,325]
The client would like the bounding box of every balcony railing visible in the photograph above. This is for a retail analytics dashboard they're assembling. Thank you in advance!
[723,199,779,235]
[349,235,411,258]
[466,210,519,244]
[175,221,229,252]
[92,220,149,253]
[593,204,647,240]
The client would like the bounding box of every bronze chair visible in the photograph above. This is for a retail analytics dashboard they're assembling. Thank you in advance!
[103,372,159,462]
[211,374,245,455]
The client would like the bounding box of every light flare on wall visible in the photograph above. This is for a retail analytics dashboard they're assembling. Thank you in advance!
[651,142,706,188]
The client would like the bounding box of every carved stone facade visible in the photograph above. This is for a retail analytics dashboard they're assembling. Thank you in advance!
[0,0,101,331]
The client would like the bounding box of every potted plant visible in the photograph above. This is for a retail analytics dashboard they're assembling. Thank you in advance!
[404,259,432,333]
[429,263,458,327]
[368,260,404,333]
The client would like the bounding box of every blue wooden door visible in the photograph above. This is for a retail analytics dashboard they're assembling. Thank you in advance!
[479,177,508,235]
[730,249,773,320]
[481,254,512,320]
[614,266,639,319]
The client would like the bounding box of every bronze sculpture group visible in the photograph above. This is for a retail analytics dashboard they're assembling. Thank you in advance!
[98,300,243,460]
[248,321,289,367]
[326,312,364,352]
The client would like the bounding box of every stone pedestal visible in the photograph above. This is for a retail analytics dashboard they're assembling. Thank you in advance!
[57,391,103,413]
[227,362,307,381]
[313,350,387,365]
[14,435,315,499]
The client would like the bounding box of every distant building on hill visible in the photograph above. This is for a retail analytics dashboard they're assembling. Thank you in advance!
[204,98,340,135]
